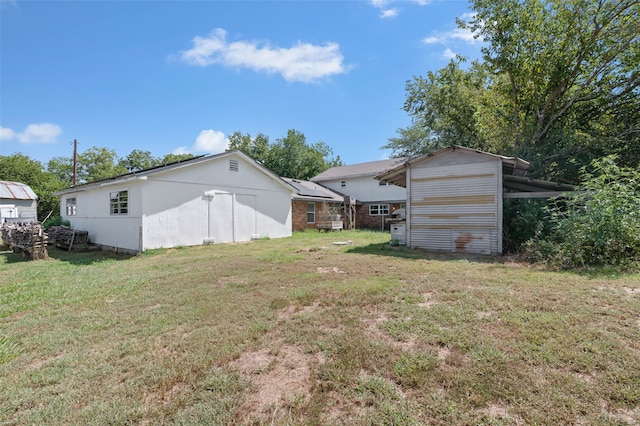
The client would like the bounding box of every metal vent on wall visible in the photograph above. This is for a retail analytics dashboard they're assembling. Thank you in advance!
[229,159,239,172]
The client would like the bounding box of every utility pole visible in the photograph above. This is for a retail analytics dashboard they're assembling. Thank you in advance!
[72,139,78,186]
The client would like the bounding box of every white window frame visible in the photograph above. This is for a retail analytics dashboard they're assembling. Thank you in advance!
[341,180,346,188]
[66,197,77,216]
[369,204,390,216]
[110,190,129,215]
[306,202,315,223]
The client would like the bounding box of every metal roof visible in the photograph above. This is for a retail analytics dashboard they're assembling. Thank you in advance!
[311,157,409,181]
[0,181,38,200]
[375,146,530,188]
[282,178,345,202]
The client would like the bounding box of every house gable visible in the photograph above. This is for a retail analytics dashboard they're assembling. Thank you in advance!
[55,151,293,252]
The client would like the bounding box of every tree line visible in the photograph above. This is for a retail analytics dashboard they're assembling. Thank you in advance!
[384,0,639,182]
[0,129,342,220]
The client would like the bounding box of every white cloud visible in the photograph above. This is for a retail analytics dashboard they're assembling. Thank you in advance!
[0,127,16,140]
[421,36,441,45]
[442,48,457,60]
[381,9,398,18]
[0,123,62,144]
[370,0,429,17]
[194,129,228,153]
[178,28,351,83]
[422,17,483,46]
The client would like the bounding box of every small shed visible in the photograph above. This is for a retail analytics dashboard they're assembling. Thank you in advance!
[54,151,294,253]
[0,181,38,223]
[376,146,548,255]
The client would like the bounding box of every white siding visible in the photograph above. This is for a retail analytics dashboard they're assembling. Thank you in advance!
[61,182,144,252]
[317,176,405,203]
[60,152,292,252]
[408,157,501,255]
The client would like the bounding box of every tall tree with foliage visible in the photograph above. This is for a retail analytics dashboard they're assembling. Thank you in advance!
[227,129,342,179]
[387,0,639,181]
[0,154,64,219]
[118,149,159,173]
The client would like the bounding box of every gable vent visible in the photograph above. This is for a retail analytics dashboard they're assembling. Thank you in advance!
[229,159,239,172]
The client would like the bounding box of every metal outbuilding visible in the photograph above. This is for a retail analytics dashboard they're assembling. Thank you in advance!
[0,181,38,223]
[375,146,573,255]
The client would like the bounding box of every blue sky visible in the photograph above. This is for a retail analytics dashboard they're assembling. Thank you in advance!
[1,0,482,167]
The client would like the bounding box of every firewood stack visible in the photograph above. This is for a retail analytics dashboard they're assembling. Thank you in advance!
[48,226,89,251]
[0,221,48,260]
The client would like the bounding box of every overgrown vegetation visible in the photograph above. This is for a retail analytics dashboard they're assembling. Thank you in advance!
[525,156,640,270]
[2,230,639,424]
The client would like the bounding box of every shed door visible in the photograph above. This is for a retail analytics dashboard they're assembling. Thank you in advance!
[235,194,257,241]
[209,193,234,243]
[207,193,257,243]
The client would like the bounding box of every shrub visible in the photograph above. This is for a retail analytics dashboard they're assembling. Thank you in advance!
[42,216,70,229]
[528,156,640,269]
[502,198,552,254]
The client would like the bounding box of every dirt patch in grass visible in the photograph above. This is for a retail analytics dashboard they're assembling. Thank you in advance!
[362,311,420,352]
[230,341,325,423]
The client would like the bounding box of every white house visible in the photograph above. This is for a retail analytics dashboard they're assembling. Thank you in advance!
[375,146,529,255]
[310,158,407,229]
[1,181,38,223]
[55,151,295,253]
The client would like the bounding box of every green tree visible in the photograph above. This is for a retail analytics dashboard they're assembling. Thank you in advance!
[158,153,196,164]
[227,132,271,164]
[227,129,342,179]
[77,147,127,183]
[0,153,64,220]
[47,156,74,187]
[388,0,640,181]
[118,149,159,173]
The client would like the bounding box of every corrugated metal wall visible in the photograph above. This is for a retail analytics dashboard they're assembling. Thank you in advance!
[409,160,501,255]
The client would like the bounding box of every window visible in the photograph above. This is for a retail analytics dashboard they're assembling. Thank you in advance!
[341,180,346,188]
[66,198,77,216]
[229,159,239,172]
[378,181,388,186]
[110,190,128,215]
[369,204,390,216]
[307,202,315,223]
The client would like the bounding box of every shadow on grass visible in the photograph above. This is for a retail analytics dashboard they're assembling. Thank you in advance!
[1,247,133,265]
[46,246,134,265]
[346,241,500,264]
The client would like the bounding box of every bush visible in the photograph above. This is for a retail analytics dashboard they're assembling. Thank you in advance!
[42,216,70,229]
[527,156,640,269]
[503,198,552,254]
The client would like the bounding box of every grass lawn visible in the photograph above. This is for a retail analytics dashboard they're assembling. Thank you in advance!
[1,230,639,425]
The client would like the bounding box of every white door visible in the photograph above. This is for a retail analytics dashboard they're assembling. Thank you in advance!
[209,193,234,243]
[235,194,257,241]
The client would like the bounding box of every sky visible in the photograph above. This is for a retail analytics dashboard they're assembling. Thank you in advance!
[0,0,483,168]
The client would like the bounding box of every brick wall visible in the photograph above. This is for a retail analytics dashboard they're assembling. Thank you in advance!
[355,203,403,230]
[292,201,345,231]
[292,200,316,231]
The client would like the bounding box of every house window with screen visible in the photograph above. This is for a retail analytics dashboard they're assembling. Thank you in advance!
[307,202,315,223]
[341,180,346,188]
[66,198,77,216]
[110,190,128,215]
[369,204,390,216]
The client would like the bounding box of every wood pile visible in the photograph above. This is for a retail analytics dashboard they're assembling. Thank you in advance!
[0,221,48,260]
[47,226,89,251]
